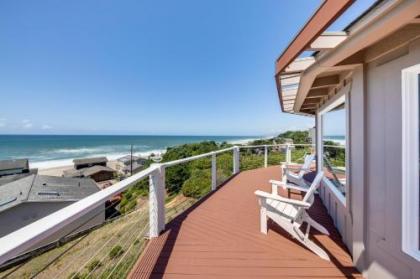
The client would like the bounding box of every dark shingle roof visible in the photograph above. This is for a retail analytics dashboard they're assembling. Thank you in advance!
[117,155,140,164]
[82,166,115,177]
[122,162,144,172]
[63,166,115,178]
[0,159,29,171]
[28,175,99,202]
[0,175,35,212]
[0,169,38,186]
[0,175,100,212]
[73,157,108,165]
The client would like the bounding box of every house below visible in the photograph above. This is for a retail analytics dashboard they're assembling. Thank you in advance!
[73,157,108,170]
[0,159,30,177]
[116,155,148,175]
[0,174,104,252]
[63,165,116,182]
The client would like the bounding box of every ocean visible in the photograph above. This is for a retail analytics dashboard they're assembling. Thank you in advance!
[324,135,345,145]
[0,135,257,169]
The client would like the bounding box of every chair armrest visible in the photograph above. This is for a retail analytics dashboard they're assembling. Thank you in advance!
[269,179,309,192]
[254,190,310,208]
[284,164,300,171]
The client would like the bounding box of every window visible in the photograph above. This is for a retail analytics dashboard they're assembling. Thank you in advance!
[323,100,347,196]
[402,65,420,260]
[317,84,349,202]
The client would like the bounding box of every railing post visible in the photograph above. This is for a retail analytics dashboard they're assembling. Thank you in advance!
[264,145,268,168]
[149,164,165,238]
[286,144,292,164]
[211,152,217,191]
[233,146,240,174]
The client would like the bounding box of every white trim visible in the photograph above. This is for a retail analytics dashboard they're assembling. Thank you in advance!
[401,64,420,261]
[316,83,349,207]
[318,83,348,115]
[322,177,346,207]
[316,112,323,172]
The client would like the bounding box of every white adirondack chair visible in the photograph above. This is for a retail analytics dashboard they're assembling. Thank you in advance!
[282,153,315,188]
[255,171,330,260]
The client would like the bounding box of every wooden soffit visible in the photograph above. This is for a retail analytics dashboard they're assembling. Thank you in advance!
[275,0,354,76]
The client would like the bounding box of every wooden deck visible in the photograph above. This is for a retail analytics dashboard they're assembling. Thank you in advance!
[129,166,362,279]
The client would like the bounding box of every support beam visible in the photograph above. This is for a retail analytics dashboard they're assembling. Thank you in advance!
[364,23,420,63]
[149,165,165,238]
[275,0,355,75]
[312,75,340,89]
[233,147,240,174]
[307,88,330,98]
[211,153,217,191]
[283,57,315,74]
[307,32,347,51]
[316,113,323,172]
[303,98,323,105]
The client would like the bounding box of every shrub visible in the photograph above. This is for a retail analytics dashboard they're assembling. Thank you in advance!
[86,259,102,272]
[181,170,211,199]
[109,245,124,259]
[68,272,87,279]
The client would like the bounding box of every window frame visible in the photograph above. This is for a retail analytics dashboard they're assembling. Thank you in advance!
[316,83,350,206]
[401,64,420,261]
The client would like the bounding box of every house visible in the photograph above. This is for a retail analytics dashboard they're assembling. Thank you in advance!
[73,157,108,170]
[117,155,147,175]
[2,1,420,278]
[0,159,30,177]
[274,0,420,277]
[63,165,116,182]
[0,175,104,252]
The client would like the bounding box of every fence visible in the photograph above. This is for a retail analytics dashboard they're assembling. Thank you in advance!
[0,143,319,278]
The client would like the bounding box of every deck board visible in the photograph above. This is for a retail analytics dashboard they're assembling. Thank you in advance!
[129,166,362,279]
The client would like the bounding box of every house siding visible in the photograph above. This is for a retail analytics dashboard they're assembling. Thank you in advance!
[354,37,420,279]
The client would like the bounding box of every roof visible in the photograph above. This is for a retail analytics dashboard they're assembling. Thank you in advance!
[0,169,38,186]
[0,175,99,213]
[0,159,29,171]
[63,165,116,178]
[122,162,144,172]
[117,155,140,163]
[28,175,99,202]
[73,157,108,165]
[82,166,115,176]
[275,0,419,115]
[0,175,35,212]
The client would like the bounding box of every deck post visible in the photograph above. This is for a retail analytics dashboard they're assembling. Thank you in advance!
[149,164,165,238]
[264,145,268,168]
[286,144,292,164]
[233,146,240,174]
[316,112,323,172]
[211,152,217,191]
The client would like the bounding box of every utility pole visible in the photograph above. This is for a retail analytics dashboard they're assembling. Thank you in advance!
[130,144,133,176]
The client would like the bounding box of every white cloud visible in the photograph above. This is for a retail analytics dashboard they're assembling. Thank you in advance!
[42,124,52,130]
[0,118,6,127]
[22,119,33,129]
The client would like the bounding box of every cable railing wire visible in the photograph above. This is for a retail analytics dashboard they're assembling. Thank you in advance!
[54,206,148,278]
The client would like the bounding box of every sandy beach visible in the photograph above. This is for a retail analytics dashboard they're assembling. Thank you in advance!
[29,137,261,177]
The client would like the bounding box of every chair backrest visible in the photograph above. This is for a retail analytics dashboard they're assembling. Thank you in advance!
[302,171,324,205]
[298,153,315,178]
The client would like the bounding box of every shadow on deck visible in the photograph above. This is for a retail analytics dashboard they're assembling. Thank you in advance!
[129,166,362,278]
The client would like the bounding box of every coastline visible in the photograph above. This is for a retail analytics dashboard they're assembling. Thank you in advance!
[32,136,262,174]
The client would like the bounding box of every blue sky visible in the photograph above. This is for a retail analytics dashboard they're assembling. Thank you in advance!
[0,0,374,136]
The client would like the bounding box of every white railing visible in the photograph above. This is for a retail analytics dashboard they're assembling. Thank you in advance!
[0,143,314,266]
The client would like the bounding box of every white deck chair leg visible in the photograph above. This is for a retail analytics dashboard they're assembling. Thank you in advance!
[292,225,330,261]
[260,206,268,234]
[305,213,329,235]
